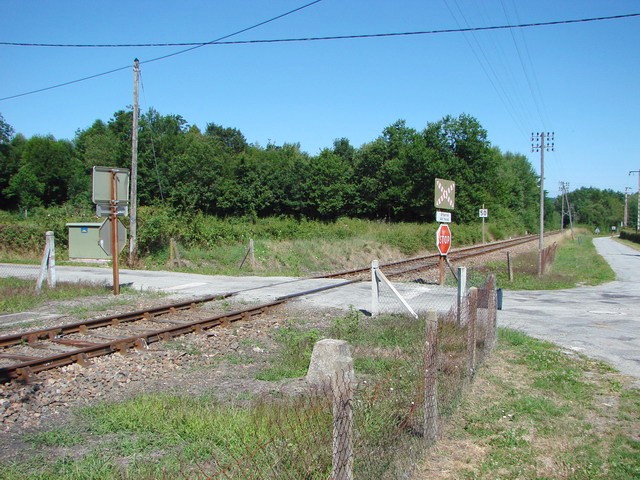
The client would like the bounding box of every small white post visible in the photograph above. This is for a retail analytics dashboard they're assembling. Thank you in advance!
[456,266,467,325]
[36,231,55,292]
[371,260,380,316]
[47,231,56,288]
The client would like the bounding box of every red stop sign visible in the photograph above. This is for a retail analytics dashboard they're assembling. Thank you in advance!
[436,224,452,255]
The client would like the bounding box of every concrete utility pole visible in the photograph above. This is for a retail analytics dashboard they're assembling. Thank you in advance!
[630,170,640,232]
[624,187,631,227]
[129,59,140,266]
[532,132,554,276]
[559,182,565,232]
[559,181,574,240]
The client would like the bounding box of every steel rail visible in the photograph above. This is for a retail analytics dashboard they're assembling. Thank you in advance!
[0,230,559,383]
[0,293,233,349]
[0,299,285,383]
[323,232,554,279]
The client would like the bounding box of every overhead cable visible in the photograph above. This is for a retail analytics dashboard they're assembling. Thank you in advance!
[1,12,637,48]
[1,10,636,102]
[0,0,324,101]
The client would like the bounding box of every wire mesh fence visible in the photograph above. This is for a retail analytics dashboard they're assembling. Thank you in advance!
[164,273,498,479]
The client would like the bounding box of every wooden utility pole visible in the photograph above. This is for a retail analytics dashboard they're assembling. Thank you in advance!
[532,132,554,276]
[129,58,140,266]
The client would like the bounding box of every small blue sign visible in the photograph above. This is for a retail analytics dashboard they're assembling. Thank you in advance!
[81,227,88,233]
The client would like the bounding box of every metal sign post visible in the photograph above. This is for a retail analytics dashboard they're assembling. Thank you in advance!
[434,179,455,285]
[479,206,488,243]
[110,171,120,295]
[436,224,452,285]
[92,167,130,296]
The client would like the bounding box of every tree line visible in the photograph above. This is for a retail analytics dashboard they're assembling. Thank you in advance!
[0,110,633,230]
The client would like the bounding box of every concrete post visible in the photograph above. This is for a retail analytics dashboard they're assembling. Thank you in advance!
[306,339,354,480]
[36,231,56,292]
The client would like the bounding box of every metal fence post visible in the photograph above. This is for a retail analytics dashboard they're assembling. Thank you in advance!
[487,274,497,350]
[467,287,478,376]
[371,260,380,316]
[456,266,467,325]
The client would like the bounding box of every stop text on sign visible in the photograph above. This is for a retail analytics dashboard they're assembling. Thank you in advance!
[436,224,452,256]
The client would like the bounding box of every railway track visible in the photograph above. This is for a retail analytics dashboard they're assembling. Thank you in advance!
[324,231,553,279]
[0,231,556,383]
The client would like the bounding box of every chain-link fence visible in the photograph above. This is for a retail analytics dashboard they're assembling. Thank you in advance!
[162,273,498,479]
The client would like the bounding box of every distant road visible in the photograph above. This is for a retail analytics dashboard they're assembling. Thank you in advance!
[500,237,640,385]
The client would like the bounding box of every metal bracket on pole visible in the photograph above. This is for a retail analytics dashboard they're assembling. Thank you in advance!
[371,260,380,316]
[445,257,458,281]
[372,261,418,319]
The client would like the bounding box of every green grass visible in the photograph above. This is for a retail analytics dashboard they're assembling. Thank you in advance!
[469,235,616,290]
[417,328,640,479]
[0,277,120,314]
[254,323,321,380]
[4,393,335,479]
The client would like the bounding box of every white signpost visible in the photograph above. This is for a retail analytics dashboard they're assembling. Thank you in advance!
[479,206,488,243]
[436,211,452,223]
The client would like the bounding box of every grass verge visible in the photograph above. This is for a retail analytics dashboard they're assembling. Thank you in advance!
[415,328,640,479]
[469,235,615,290]
[0,277,129,315]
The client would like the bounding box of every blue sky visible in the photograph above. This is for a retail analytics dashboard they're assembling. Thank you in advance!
[1,0,639,196]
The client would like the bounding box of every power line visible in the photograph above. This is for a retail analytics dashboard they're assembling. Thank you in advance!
[1,12,638,48]
[0,0,324,102]
[2,10,637,103]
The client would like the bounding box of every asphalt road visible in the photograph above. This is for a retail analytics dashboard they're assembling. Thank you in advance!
[499,237,640,385]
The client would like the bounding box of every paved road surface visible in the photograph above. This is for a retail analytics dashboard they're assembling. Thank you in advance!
[0,262,457,324]
[499,237,640,385]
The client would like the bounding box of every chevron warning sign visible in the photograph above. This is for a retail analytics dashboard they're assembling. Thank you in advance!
[434,178,455,210]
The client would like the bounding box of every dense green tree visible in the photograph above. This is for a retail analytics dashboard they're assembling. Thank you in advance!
[562,187,624,231]
[0,115,19,209]
[299,149,355,220]
[166,126,226,213]
[0,113,14,144]
[6,135,79,208]
[136,109,189,205]
[422,114,498,223]
[0,108,548,232]
[205,123,248,154]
